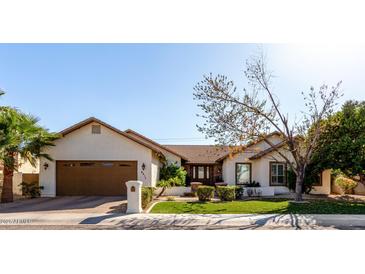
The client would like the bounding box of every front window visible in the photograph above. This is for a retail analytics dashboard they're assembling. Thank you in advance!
[192,165,211,180]
[270,162,287,185]
[198,166,205,179]
[236,163,251,184]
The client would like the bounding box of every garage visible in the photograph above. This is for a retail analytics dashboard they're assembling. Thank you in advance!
[56,160,137,196]
[39,118,180,197]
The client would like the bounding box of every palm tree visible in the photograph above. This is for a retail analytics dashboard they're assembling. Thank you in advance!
[0,107,59,203]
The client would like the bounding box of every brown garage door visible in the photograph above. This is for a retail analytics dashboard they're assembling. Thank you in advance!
[56,161,137,196]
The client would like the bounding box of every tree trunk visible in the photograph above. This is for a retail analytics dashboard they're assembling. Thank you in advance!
[156,186,166,198]
[1,165,14,203]
[295,170,304,201]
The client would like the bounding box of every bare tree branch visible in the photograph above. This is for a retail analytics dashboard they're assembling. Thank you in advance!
[194,51,342,201]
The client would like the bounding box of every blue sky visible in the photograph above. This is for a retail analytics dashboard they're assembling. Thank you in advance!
[0,44,364,144]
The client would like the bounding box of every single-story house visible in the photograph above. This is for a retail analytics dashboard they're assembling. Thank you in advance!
[38,117,331,197]
[166,134,331,196]
[39,117,186,197]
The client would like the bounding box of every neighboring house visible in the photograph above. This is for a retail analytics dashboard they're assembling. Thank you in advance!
[0,156,39,196]
[38,117,331,197]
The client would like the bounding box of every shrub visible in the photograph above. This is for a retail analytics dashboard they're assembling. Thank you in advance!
[157,163,187,197]
[197,186,215,201]
[335,176,357,194]
[142,186,155,209]
[235,186,245,200]
[20,182,43,198]
[242,181,260,187]
[246,188,262,197]
[216,186,236,201]
[166,196,175,201]
[159,163,187,185]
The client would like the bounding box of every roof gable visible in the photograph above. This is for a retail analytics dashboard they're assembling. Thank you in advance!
[59,117,162,154]
[216,132,283,161]
[249,141,286,160]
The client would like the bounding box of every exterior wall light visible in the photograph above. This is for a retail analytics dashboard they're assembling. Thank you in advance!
[141,163,146,171]
[43,163,49,170]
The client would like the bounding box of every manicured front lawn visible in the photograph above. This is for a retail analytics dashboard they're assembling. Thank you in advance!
[150,200,365,214]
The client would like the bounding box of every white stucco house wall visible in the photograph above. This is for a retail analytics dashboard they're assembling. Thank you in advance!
[221,133,292,195]
[39,117,184,197]
[36,117,332,197]
[167,132,331,196]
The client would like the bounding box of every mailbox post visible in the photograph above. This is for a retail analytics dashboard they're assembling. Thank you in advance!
[125,180,143,213]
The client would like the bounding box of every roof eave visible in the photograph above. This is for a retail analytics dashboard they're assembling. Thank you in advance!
[248,142,286,160]
[125,129,188,161]
[216,132,282,161]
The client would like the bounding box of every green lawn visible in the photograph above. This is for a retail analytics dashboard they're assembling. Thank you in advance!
[150,200,365,214]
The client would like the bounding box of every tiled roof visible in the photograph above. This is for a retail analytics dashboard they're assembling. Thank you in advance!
[164,145,230,164]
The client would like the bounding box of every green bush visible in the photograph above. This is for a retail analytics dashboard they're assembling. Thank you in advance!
[197,186,215,201]
[335,176,357,194]
[142,186,155,209]
[242,181,260,187]
[235,186,245,200]
[216,186,236,201]
[20,182,43,198]
[159,163,187,185]
[157,163,187,197]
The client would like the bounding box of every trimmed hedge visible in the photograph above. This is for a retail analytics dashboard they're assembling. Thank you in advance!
[216,186,236,201]
[142,187,155,209]
[197,186,215,201]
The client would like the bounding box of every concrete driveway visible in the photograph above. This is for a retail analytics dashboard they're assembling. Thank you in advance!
[0,196,127,214]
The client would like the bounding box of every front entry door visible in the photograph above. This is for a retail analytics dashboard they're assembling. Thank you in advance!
[191,165,212,184]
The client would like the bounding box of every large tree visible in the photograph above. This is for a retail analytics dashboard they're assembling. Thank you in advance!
[310,100,365,183]
[194,52,342,201]
[0,106,59,203]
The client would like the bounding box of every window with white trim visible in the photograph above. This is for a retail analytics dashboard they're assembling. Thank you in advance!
[270,162,286,185]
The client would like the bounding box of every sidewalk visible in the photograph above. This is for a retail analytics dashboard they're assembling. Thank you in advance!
[1,212,365,229]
